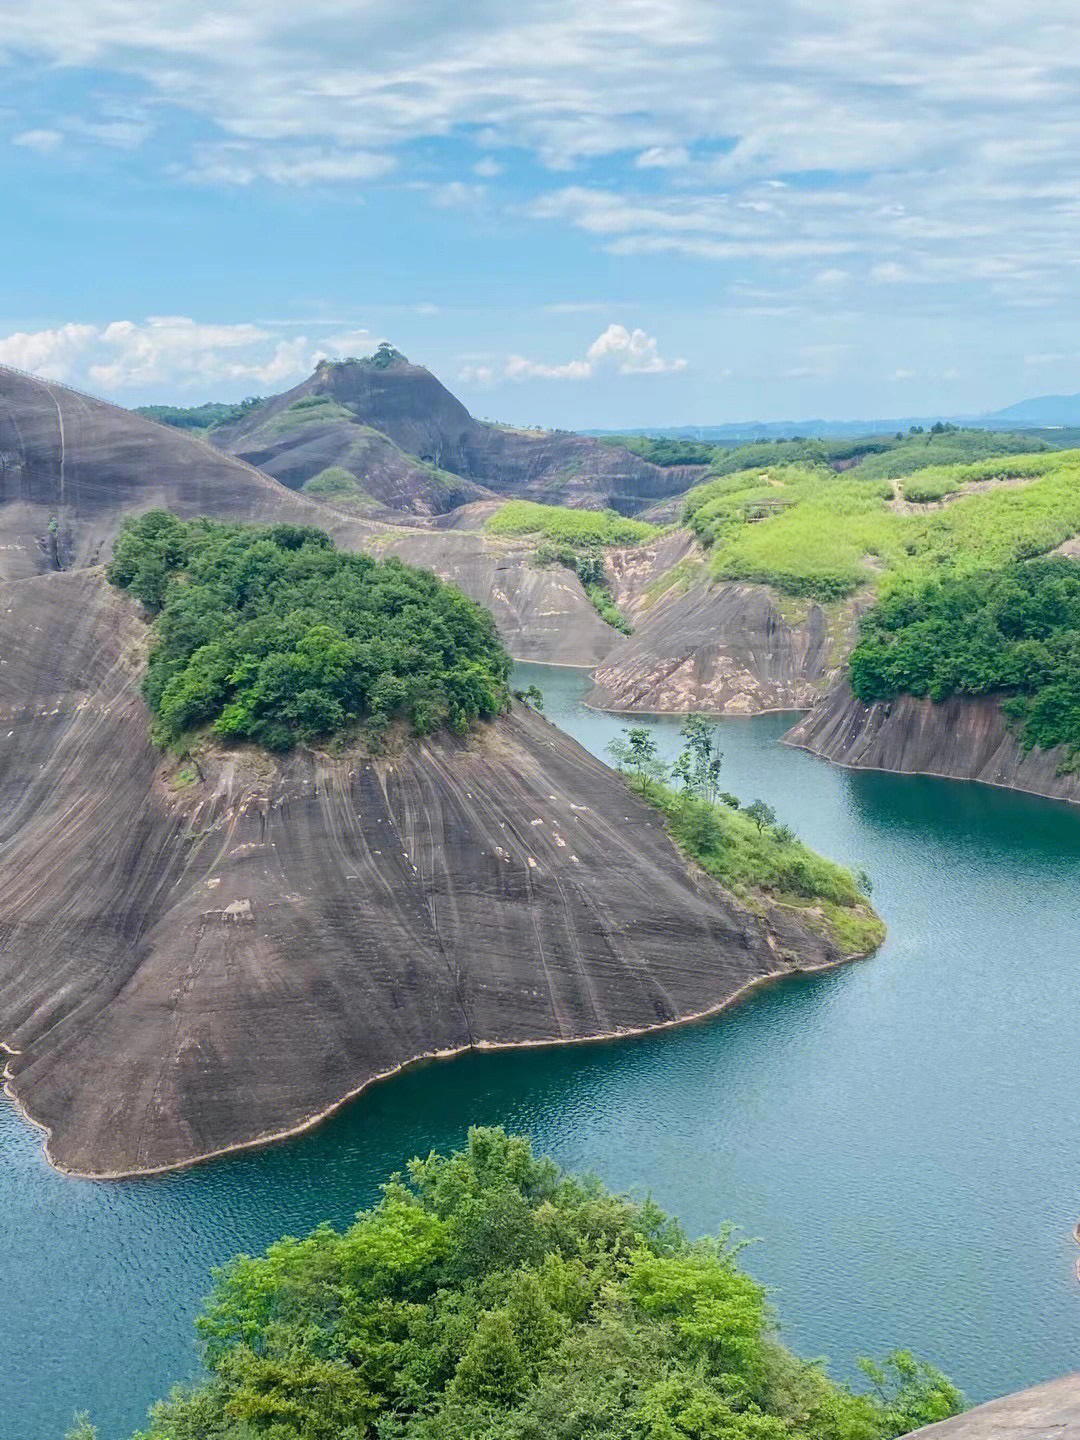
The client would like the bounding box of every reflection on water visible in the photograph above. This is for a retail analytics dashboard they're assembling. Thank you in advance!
[3,664,1079,1439]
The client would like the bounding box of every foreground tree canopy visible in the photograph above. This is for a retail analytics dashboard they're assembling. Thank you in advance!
[107,513,512,749]
[77,1129,960,1440]
[850,557,1080,761]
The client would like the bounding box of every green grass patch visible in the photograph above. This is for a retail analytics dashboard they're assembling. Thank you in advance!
[485,499,660,547]
[682,450,1080,601]
[301,466,379,508]
[265,394,354,434]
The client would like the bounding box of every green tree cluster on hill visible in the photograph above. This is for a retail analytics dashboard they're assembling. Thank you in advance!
[107,512,511,750]
[850,557,1080,761]
[71,1128,960,1440]
[605,721,882,954]
[136,397,263,432]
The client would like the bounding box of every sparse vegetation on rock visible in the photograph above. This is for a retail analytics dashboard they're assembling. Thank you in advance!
[606,719,884,956]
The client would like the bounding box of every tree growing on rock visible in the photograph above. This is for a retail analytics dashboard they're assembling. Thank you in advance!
[607,726,668,795]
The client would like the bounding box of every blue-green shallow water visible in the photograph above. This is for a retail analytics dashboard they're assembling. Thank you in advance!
[4,664,1079,1439]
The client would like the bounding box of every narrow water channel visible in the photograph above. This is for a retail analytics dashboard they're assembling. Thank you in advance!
[4,665,1079,1440]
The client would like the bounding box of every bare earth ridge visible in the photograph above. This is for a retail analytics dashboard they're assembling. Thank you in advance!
[0,569,860,1177]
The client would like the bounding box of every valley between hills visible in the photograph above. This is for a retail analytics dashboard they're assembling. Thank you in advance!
[4,348,1080,1186]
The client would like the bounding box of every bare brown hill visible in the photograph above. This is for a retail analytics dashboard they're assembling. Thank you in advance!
[0,366,376,581]
[213,354,706,516]
[0,569,861,1177]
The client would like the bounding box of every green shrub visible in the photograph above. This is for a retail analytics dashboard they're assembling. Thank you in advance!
[850,557,1080,761]
[109,1129,958,1440]
[107,512,511,750]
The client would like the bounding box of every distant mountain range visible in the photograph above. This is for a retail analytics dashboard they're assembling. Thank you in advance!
[589,392,1080,443]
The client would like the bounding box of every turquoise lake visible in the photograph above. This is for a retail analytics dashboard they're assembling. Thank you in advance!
[3,663,1078,1439]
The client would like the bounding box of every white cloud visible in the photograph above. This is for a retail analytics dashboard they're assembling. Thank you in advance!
[0,324,98,379]
[635,145,689,168]
[5,2,1080,320]
[12,128,64,153]
[0,316,378,393]
[181,143,395,186]
[457,363,496,385]
[586,324,687,374]
[506,325,686,382]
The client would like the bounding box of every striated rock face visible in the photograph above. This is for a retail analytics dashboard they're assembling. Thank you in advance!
[216,358,706,516]
[907,1374,1080,1437]
[0,570,853,1177]
[589,574,849,716]
[372,527,625,668]
[0,366,374,581]
[784,683,1080,804]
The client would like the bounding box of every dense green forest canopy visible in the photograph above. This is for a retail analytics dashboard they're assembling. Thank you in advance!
[77,1128,959,1440]
[136,397,263,432]
[850,557,1080,760]
[107,513,511,750]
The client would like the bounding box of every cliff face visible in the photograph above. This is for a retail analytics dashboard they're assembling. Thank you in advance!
[590,567,850,715]
[0,570,853,1178]
[784,683,1080,804]
[217,359,706,516]
[371,527,626,668]
[0,367,374,581]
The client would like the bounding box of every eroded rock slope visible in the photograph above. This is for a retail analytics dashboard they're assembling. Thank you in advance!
[1,570,853,1177]
[0,366,374,581]
[215,357,706,515]
[784,683,1080,803]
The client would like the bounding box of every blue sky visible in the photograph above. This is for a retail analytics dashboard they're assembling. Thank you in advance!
[3,2,1080,428]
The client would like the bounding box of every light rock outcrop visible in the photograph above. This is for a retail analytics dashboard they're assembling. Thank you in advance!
[589,578,850,715]
[908,1374,1080,1437]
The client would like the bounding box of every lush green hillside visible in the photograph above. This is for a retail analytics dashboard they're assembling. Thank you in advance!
[135,397,263,433]
[682,450,1080,601]
[850,558,1080,762]
[603,426,1047,479]
[485,499,660,546]
[74,1128,959,1440]
[107,512,511,749]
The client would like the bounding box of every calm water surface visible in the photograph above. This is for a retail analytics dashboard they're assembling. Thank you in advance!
[4,664,1079,1439]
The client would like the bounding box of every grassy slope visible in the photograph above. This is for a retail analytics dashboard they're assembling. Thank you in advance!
[626,777,885,957]
[682,450,1080,601]
[485,499,661,546]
